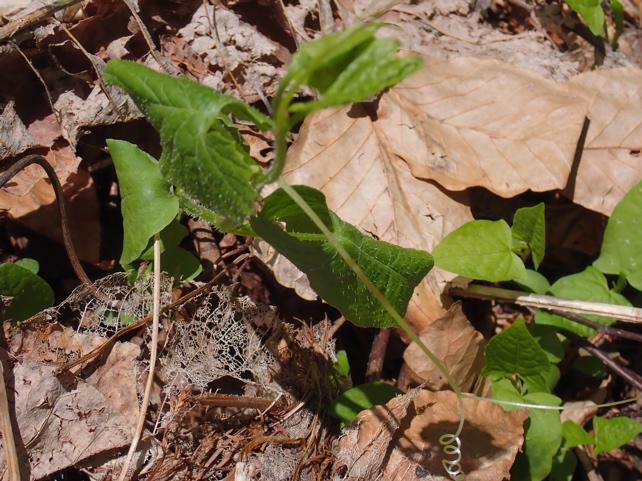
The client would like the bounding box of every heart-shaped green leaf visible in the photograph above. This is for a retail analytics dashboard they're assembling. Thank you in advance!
[0,263,54,322]
[107,139,179,266]
[433,220,525,282]
[593,180,642,291]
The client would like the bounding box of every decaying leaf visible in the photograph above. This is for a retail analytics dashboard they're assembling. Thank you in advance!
[403,302,484,391]
[567,69,642,215]
[334,389,527,481]
[0,323,140,479]
[0,101,36,158]
[383,55,586,196]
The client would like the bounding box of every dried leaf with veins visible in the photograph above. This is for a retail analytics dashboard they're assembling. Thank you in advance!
[403,302,484,391]
[384,56,586,195]
[275,103,473,326]
[334,390,527,481]
[566,69,642,215]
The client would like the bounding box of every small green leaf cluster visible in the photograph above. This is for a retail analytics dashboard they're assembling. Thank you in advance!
[439,182,642,480]
[0,258,54,322]
[565,0,624,47]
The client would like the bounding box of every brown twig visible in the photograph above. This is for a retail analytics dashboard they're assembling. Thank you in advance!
[0,352,21,481]
[0,154,91,285]
[561,329,642,392]
[545,309,642,343]
[365,328,391,382]
[0,0,83,42]
[449,284,642,323]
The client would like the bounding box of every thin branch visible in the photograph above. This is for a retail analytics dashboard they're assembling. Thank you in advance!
[54,19,123,115]
[562,329,642,392]
[0,154,91,285]
[0,0,83,42]
[117,234,161,481]
[544,309,642,343]
[449,284,642,323]
[121,0,177,74]
[0,352,21,481]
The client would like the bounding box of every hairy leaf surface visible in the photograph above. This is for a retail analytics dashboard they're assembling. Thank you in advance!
[251,186,434,327]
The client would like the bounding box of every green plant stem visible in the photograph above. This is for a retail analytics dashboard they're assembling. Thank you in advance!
[276,176,466,436]
[266,87,298,182]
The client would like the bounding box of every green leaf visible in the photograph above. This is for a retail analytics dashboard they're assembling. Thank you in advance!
[105,60,269,230]
[433,220,525,282]
[611,0,624,47]
[327,381,402,423]
[140,220,202,282]
[594,416,642,454]
[490,377,525,410]
[535,266,631,336]
[333,350,351,377]
[250,186,434,327]
[511,392,562,481]
[593,180,642,291]
[514,269,550,294]
[15,258,39,274]
[562,420,594,449]
[530,324,565,363]
[483,317,552,393]
[107,140,179,266]
[281,24,422,116]
[0,263,54,322]
[512,203,546,269]
[550,449,577,481]
[566,0,606,36]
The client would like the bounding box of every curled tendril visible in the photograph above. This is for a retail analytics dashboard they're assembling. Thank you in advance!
[439,433,466,481]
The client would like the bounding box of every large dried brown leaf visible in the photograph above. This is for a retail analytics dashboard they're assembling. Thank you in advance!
[280,104,473,325]
[0,323,140,479]
[566,69,642,215]
[403,302,484,391]
[385,55,586,196]
[334,390,527,481]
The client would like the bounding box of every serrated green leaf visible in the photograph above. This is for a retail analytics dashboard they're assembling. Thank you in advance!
[433,220,525,282]
[327,381,402,423]
[512,203,546,269]
[15,258,39,274]
[550,448,577,481]
[483,317,552,393]
[594,416,642,454]
[514,269,550,294]
[562,420,594,449]
[566,0,606,36]
[0,263,54,322]
[281,23,422,116]
[511,392,562,481]
[105,60,269,230]
[107,139,179,265]
[593,181,642,291]
[535,266,631,336]
[250,186,434,327]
